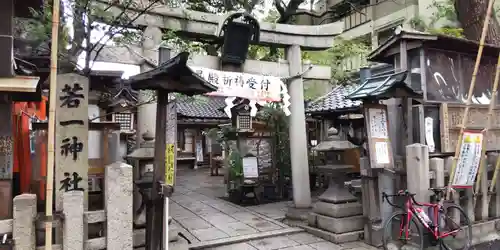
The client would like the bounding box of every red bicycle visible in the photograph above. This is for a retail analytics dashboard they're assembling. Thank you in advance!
[382,188,472,250]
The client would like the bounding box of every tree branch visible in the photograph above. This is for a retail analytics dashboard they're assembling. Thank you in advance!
[88,0,137,53]
[90,0,161,66]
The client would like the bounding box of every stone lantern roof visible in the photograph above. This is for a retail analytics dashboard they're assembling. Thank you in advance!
[312,127,358,152]
[127,131,155,160]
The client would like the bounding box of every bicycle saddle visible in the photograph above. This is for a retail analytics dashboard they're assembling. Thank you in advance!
[429,187,448,195]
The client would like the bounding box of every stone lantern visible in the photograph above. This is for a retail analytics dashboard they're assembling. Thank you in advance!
[307,127,365,243]
[127,131,155,226]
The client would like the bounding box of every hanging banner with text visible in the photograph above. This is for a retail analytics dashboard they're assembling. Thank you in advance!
[451,131,483,188]
[189,66,291,117]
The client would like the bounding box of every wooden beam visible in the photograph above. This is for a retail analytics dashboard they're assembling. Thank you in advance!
[93,46,332,81]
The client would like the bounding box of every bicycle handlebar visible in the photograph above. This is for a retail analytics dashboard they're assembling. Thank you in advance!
[382,190,425,208]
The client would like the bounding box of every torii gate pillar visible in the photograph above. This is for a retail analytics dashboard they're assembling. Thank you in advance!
[286,45,311,208]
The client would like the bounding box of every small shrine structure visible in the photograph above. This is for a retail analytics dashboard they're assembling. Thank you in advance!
[349,27,500,247]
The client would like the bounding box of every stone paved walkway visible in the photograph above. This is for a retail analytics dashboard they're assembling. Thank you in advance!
[169,168,376,250]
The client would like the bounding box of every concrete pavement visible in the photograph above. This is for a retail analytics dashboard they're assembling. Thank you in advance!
[168,168,377,250]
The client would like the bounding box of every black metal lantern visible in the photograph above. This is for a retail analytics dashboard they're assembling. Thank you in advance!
[219,12,260,66]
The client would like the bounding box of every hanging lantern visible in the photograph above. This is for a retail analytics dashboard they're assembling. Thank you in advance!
[219,12,260,66]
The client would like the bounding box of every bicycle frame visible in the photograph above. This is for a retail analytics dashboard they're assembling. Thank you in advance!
[402,195,461,240]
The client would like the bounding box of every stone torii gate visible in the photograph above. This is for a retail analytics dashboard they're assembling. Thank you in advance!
[95,2,343,209]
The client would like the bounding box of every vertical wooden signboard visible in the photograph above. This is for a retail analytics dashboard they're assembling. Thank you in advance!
[364,103,394,169]
[165,102,177,186]
[55,74,89,210]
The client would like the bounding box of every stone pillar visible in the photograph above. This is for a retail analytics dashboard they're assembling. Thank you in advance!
[136,26,162,145]
[63,191,84,250]
[108,131,121,163]
[136,91,157,144]
[378,170,394,224]
[105,162,133,250]
[55,73,89,211]
[12,194,36,250]
[406,144,430,203]
[286,44,311,208]
[430,158,445,188]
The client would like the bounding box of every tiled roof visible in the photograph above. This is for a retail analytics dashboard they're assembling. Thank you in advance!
[306,85,362,113]
[176,96,228,118]
[347,71,421,100]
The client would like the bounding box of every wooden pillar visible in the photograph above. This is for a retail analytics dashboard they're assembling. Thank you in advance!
[0,101,13,220]
[146,90,168,250]
[0,0,13,77]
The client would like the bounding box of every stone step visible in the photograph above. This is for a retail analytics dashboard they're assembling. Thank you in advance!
[299,224,364,244]
[187,227,304,249]
[312,200,362,218]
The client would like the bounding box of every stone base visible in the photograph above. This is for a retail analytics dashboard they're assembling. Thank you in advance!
[286,207,311,221]
[319,179,358,204]
[312,201,362,218]
[308,213,364,234]
[300,224,364,244]
[364,224,383,247]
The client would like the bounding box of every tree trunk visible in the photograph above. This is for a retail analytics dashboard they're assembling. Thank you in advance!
[455,0,500,45]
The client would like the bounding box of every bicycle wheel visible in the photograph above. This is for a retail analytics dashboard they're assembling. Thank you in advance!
[438,204,472,250]
[383,211,424,250]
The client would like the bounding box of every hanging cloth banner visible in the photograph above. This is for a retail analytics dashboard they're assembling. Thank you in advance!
[451,131,483,188]
[189,66,291,117]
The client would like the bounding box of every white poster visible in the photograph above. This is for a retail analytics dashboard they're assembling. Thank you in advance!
[452,131,483,187]
[374,141,390,164]
[195,140,203,162]
[425,117,435,153]
[368,108,388,139]
[242,156,259,178]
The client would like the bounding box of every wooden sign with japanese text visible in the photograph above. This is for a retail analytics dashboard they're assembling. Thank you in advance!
[165,102,177,188]
[165,144,175,186]
[440,103,500,152]
[55,73,89,211]
[364,104,394,169]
